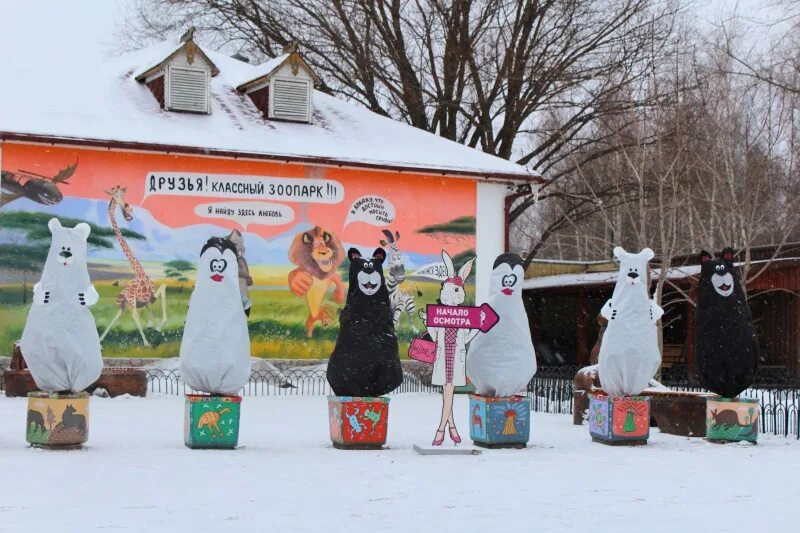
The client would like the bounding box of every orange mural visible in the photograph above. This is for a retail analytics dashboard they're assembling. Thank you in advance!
[1,144,476,254]
[0,143,477,359]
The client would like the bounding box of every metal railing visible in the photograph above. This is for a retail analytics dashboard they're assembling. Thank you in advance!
[144,368,441,397]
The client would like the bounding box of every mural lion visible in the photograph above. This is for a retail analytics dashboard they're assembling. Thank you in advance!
[288,226,346,337]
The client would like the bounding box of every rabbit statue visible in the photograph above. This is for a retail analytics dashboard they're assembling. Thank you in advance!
[423,250,477,445]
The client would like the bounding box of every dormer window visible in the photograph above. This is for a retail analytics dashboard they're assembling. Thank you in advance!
[166,65,209,113]
[270,77,312,122]
[235,43,320,124]
[134,28,219,115]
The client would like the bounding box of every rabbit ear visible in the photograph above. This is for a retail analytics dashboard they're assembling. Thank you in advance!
[458,257,475,281]
[441,250,455,277]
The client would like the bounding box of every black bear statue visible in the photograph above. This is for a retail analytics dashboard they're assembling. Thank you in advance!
[326,247,403,397]
[695,248,759,398]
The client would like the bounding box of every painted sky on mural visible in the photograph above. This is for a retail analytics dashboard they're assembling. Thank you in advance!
[1,144,477,262]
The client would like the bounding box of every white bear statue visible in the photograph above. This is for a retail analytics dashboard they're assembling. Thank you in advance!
[598,247,663,397]
[20,218,103,393]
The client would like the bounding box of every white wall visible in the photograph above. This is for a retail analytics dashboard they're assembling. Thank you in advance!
[475,181,507,303]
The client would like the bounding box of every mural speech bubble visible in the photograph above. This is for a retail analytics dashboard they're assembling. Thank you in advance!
[194,201,295,230]
[144,172,344,204]
[409,262,450,281]
[343,195,395,228]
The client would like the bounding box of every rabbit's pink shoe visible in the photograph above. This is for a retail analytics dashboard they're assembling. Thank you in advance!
[432,429,445,446]
[449,427,462,444]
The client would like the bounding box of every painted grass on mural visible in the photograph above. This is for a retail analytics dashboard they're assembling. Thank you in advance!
[0,278,457,358]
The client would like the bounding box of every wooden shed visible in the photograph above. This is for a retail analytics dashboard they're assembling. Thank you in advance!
[523,245,800,384]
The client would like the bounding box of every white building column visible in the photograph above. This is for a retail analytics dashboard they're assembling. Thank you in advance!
[475,181,507,304]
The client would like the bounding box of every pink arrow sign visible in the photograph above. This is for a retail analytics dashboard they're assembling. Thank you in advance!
[426,303,499,333]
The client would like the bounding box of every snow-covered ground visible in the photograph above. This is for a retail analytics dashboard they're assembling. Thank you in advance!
[1,393,798,532]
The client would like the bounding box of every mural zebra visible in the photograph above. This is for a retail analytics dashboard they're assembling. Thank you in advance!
[380,229,421,333]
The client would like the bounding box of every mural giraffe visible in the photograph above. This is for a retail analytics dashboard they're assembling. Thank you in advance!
[99,186,167,347]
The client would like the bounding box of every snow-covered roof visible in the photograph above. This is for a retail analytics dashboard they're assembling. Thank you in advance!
[232,53,322,91]
[233,53,290,89]
[523,257,796,290]
[523,265,701,290]
[132,39,220,80]
[0,1,534,181]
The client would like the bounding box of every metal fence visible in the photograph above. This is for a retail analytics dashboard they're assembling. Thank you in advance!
[144,368,440,397]
[144,367,575,406]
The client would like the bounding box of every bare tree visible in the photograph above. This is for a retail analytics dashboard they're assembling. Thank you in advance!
[121,0,681,190]
[519,22,800,296]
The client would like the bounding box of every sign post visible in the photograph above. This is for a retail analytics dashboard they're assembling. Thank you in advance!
[413,302,499,456]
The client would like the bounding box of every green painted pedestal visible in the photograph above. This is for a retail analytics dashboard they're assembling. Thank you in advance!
[184,394,242,449]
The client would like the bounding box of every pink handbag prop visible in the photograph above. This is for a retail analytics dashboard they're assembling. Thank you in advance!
[408,334,436,364]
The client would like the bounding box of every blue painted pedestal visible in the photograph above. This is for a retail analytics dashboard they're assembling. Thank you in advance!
[469,394,531,449]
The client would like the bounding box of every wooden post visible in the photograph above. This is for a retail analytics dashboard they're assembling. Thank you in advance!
[685,297,696,385]
[576,290,589,368]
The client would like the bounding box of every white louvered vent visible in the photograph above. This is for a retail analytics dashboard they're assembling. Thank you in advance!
[166,66,209,114]
[270,77,311,122]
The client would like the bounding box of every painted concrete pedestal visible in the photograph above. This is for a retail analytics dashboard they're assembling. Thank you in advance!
[26,392,90,448]
[328,396,390,450]
[706,396,759,444]
[588,393,650,445]
[469,395,531,449]
[184,394,242,449]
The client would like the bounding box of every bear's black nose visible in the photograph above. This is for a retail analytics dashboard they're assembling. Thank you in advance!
[59,250,72,259]
[627,272,639,279]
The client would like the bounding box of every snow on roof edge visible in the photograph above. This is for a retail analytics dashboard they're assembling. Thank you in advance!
[522,257,798,290]
[233,53,290,89]
[0,32,537,181]
[0,130,536,181]
[132,40,185,79]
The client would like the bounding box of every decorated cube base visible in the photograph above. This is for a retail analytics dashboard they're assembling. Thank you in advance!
[184,394,242,449]
[469,394,531,449]
[706,397,759,444]
[26,392,90,449]
[328,396,390,450]
[588,393,650,445]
